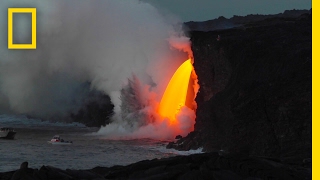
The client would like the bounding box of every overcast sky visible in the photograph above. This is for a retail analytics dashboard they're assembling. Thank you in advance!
[142,0,311,22]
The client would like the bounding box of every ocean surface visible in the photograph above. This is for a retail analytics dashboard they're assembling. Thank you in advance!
[0,114,202,172]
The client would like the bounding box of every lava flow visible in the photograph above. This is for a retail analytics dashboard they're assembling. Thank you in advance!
[158,58,196,125]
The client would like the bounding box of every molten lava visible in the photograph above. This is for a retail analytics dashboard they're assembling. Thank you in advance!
[158,59,194,124]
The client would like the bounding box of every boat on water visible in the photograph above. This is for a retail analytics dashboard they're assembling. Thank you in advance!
[47,135,73,145]
[0,127,17,140]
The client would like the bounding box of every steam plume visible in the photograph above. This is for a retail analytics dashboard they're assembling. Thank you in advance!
[0,0,196,140]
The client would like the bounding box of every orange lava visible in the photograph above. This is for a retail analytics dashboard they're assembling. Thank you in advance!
[158,59,194,124]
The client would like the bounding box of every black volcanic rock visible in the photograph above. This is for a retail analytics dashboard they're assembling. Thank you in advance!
[170,11,311,166]
[1,153,311,179]
[25,82,115,127]
[184,9,310,31]
[69,90,114,127]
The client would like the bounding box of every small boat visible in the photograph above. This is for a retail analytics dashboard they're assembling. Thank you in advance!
[0,127,17,140]
[47,135,73,145]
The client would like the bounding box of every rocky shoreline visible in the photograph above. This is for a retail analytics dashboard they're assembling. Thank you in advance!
[0,152,311,180]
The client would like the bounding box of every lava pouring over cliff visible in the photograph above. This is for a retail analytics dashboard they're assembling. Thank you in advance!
[96,56,199,140]
[158,59,193,121]
[158,58,199,135]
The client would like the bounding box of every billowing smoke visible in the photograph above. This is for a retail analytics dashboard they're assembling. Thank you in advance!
[0,0,196,140]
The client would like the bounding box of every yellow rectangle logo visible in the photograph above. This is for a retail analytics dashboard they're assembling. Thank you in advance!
[8,8,36,49]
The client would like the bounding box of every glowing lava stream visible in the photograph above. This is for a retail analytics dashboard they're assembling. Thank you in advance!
[158,59,193,123]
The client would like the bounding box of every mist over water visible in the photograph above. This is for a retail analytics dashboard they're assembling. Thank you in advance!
[0,0,196,140]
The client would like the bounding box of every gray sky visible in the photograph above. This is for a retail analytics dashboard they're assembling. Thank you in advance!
[142,0,311,21]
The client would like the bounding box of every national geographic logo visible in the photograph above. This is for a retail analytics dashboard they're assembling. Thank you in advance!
[8,8,36,49]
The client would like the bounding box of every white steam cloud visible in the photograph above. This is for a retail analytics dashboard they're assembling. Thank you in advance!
[0,0,196,140]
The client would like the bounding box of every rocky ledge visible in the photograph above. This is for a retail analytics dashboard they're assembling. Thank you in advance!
[0,152,311,180]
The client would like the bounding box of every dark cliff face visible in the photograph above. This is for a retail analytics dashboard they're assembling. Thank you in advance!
[171,13,311,162]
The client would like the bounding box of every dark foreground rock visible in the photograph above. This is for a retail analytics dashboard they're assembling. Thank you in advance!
[0,153,311,180]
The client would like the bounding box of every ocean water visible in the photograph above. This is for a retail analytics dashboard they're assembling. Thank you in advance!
[0,115,202,172]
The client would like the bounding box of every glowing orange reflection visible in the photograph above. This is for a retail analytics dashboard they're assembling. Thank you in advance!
[158,59,193,123]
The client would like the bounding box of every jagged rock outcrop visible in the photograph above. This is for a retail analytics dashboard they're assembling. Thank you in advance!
[169,11,311,166]
[69,89,114,127]
[25,82,115,127]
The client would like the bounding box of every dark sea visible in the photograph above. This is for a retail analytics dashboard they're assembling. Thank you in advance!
[0,115,202,172]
